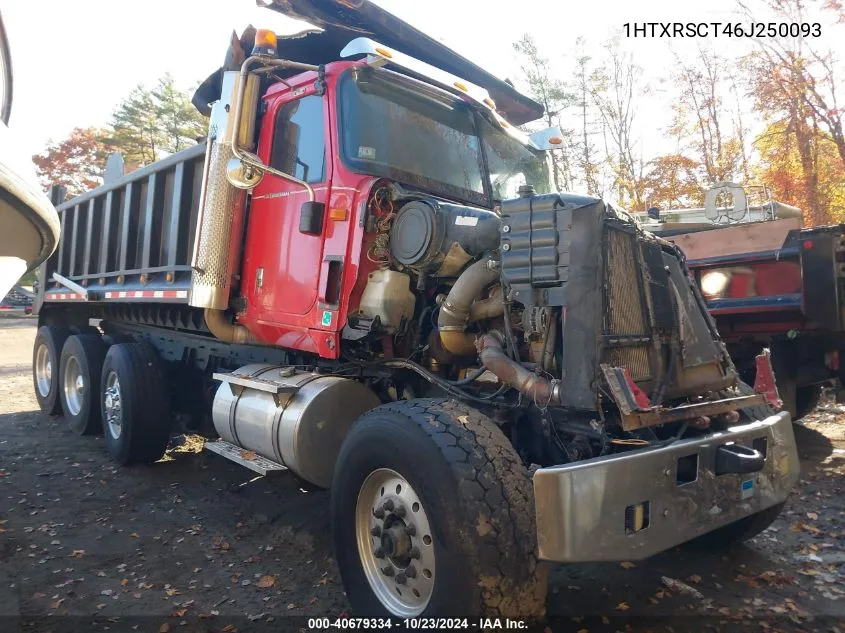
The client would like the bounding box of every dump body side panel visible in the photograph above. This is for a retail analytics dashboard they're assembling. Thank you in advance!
[38,144,206,307]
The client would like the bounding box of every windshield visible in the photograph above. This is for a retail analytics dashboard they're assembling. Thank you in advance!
[478,116,552,201]
[338,68,552,207]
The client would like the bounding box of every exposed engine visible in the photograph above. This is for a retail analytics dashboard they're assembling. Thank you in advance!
[341,182,743,469]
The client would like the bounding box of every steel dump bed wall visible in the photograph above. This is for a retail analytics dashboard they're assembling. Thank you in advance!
[41,143,206,304]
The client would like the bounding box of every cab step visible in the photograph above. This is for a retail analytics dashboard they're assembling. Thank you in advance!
[204,440,288,477]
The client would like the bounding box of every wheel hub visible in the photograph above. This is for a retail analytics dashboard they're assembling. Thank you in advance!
[62,355,85,416]
[104,372,123,439]
[35,344,52,398]
[355,468,435,617]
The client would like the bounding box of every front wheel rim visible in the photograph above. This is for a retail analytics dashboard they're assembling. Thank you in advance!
[62,355,85,416]
[103,371,123,439]
[35,343,52,398]
[355,468,436,617]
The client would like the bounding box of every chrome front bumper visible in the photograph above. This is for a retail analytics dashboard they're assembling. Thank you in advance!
[533,412,799,562]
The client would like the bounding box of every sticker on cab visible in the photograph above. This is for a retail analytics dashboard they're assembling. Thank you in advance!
[740,479,754,500]
[358,146,376,160]
[321,310,333,327]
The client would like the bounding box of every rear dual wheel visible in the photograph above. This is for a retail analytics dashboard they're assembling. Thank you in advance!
[59,334,107,435]
[33,325,70,415]
[100,342,171,465]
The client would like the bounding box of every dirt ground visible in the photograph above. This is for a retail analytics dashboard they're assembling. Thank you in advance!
[1,315,845,633]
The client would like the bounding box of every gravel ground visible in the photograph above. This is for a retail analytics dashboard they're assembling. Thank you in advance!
[1,315,845,632]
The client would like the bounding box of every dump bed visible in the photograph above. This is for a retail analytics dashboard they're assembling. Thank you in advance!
[39,143,206,305]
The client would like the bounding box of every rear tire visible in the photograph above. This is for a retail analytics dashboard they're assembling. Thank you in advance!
[100,342,171,465]
[33,325,70,415]
[59,334,106,435]
[332,398,546,618]
[687,502,785,550]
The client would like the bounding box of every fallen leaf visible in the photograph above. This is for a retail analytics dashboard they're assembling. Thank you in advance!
[212,536,230,552]
[130,532,140,539]
[120,578,129,587]
[619,561,636,570]
[32,592,45,599]
[807,512,819,521]
[170,608,188,617]
[158,625,171,633]
[96,604,106,610]
[287,603,298,610]
[70,550,85,558]
[239,450,258,461]
[165,588,180,597]
[615,602,630,611]
[199,612,217,619]
[256,575,276,589]
[688,574,702,584]
[50,599,63,609]
[222,626,238,633]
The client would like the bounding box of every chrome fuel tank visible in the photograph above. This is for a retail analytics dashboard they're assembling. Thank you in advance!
[212,364,380,487]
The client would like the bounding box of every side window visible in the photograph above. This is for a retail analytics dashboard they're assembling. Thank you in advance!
[270,95,326,183]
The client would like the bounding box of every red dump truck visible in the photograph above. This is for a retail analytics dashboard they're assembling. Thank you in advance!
[32,0,798,619]
[641,184,845,421]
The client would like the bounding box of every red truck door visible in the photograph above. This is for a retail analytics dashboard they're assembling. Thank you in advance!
[241,86,331,330]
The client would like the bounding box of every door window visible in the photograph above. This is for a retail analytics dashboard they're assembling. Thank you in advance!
[270,95,326,183]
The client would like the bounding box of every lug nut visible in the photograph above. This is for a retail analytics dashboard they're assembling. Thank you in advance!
[395,505,406,518]
[383,500,395,512]
[410,546,420,559]
[371,526,381,537]
[374,547,385,558]
[382,566,394,577]
[405,524,416,536]
[374,507,385,519]
[405,566,417,579]
[395,573,407,585]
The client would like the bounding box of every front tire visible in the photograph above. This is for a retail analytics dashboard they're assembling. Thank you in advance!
[59,334,106,435]
[100,342,171,465]
[332,399,546,618]
[33,325,70,415]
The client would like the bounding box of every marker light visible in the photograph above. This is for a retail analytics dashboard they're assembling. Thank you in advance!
[548,136,563,145]
[252,29,278,57]
[453,81,469,92]
[374,46,393,59]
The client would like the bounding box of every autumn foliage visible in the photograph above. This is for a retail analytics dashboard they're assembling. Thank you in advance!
[31,128,113,197]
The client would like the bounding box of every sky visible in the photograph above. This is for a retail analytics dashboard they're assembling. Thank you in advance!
[0,0,840,161]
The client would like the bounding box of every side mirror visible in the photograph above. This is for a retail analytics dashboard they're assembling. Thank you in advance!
[529,126,565,151]
[226,157,264,190]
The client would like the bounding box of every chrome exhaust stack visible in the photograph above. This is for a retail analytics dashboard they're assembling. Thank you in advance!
[188,71,259,310]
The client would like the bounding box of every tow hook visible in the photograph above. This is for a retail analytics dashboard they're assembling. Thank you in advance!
[714,443,765,476]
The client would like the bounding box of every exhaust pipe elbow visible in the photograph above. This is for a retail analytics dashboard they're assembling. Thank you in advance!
[478,332,559,405]
[438,258,500,355]
[204,308,256,345]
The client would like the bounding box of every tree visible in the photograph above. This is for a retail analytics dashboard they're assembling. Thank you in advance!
[641,154,704,210]
[754,119,845,224]
[672,47,745,185]
[572,39,601,196]
[154,74,208,153]
[31,127,113,196]
[513,34,576,191]
[590,36,647,210]
[107,74,206,169]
